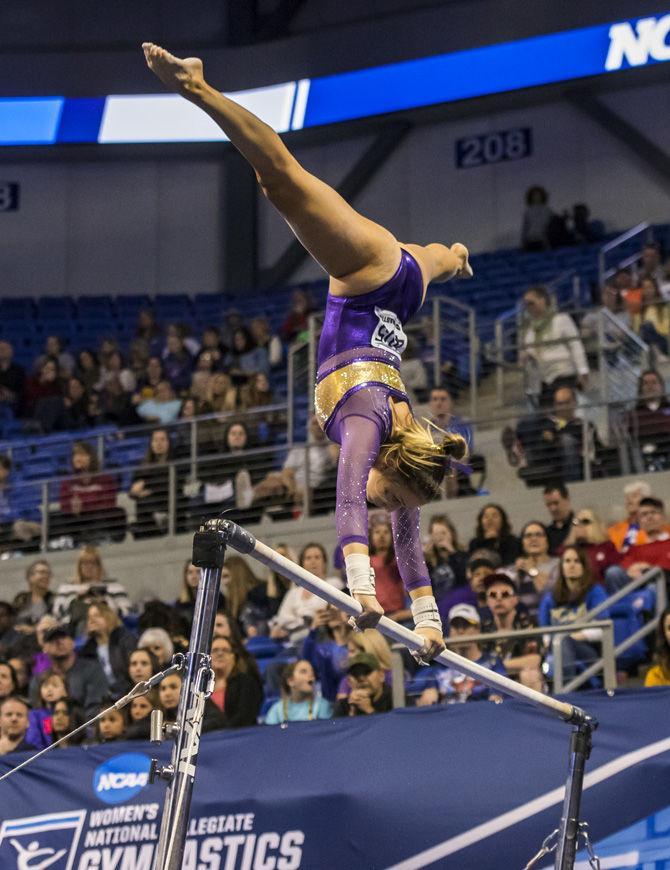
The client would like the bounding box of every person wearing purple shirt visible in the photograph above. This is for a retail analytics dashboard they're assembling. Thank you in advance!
[142,41,473,662]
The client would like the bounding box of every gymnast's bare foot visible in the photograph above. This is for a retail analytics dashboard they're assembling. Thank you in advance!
[352,594,384,630]
[142,42,205,97]
[451,243,473,279]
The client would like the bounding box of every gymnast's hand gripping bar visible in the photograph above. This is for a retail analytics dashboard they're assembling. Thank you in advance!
[210,519,592,727]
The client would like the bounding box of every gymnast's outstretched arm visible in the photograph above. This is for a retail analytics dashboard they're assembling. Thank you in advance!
[142,43,400,285]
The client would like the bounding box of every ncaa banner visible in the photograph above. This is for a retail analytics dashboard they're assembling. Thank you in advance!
[0,689,669,869]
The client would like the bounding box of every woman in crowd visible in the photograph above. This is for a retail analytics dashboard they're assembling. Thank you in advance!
[125,690,159,740]
[645,605,670,687]
[174,561,226,629]
[249,317,282,370]
[270,543,342,645]
[221,556,262,632]
[468,504,520,566]
[75,350,100,394]
[51,698,86,748]
[61,376,90,430]
[80,601,136,697]
[368,514,410,621]
[301,606,351,703]
[30,670,68,748]
[52,546,131,634]
[95,350,136,394]
[225,327,269,376]
[280,289,314,344]
[210,634,264,728]
[423,513,469,613]
[515,521,559,616]
[23,357,64,426]
[129,427,175,538]
[521,185,554,252]
[137,628,174,668]
[57,441,125,543]
[134,356,165,401]
[538,546,609,682]
[143,43,470,663]
[265,659,332,724]
[135,309,162,356]
[127,647,161,687]
[94,706,128,743]
[561,508,620,584]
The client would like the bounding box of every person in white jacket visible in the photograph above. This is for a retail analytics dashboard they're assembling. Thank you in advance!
[521,285,589,407]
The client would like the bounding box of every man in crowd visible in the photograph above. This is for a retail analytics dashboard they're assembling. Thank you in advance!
[12,560,54,633]
[480,574,543,691]
[627,370,670,473]
[0,696,35,757]
[605,497,670,594]
[334,653,392,717]
[426,386,473,447]
[543,483,574,554]
[608,480,655,551]
[417,604,506,705]
[30,625,108,716]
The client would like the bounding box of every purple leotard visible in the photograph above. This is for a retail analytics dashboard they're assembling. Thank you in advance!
[315,248,432,593]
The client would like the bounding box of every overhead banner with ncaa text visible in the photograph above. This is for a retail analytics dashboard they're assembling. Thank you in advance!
[0,689,669,869]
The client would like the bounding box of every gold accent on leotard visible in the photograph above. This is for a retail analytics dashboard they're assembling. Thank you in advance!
[314,360,407,431]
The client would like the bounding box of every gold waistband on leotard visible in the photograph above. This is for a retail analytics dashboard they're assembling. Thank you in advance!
[314,360,407,430]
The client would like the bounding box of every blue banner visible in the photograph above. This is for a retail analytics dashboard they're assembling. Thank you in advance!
[2,12,670,146]
[0,689,668,869]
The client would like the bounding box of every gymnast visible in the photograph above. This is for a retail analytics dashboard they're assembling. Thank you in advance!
[143,44,471,660]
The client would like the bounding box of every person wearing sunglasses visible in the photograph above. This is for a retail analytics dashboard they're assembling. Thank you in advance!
[561,509,620,584]
[480,573,544,692]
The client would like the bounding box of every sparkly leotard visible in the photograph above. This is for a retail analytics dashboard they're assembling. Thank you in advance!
[315,248,432,592]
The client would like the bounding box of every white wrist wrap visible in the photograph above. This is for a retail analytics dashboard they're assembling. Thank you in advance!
[344,553,376,597]
[411,596,443,632]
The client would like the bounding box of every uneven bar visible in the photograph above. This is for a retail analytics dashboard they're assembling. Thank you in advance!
[217,519,589,725]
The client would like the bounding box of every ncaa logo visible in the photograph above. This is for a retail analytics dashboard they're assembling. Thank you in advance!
[606,14,670,71]
[93,753,151,805]
[0,810,86,870]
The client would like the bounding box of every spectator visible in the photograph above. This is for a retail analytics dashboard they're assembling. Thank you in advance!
[33,336,75,380]
[127,647,161,686]
[51,697,85,748]
[240,371,275,413]
[644,605,670,687]
[162,331,193,394]
[569,203,603,245]
[561,508,620,584]
[608,480,654,551]
[604,497,670,595]
[521,285,589,407]
[238,415,338,514]
[225,327,270,376]
[521,185,554,251]
[79,602,136,697]
[270,543,342,645]
[129,428,174,538]
[337,629,392,700]
[639,242,665,288]
[190,350,217,405]
[134,356,164,401]
[209,635,262,728]
[135,309,162,355]
[75,350,100,394]
[0,697,36,757]
[461,551,501,612]
[30,669,68,748]
[468,504,520,566]
[138,628,174,667]
[52,546,132,633]
[98,374,140,427]
[9,656,29,696]
[220,556,262,633]
[580,284,629,355]
[58,442,126,543]
[12,560,54,633]
[30,624,109,716]
[203,372,239,416]
[368,514,409,620]
[480,574,543,691]
[128,339,150,384]
[333,653,392,717]
[538,546,609,682]
[281,289,313,343]
[23,357,65,431]
[301,606,351,703]
[60,376,90,430]
[240,546,293,637]
[426,386,473,448]
[0,660,17,705]
[0,340,25,413]
[125,691,158,740]
[200,326,226,367]
[94,706,128,743]
[634,279,670,356]
[544,483,574,554]
[0,457,41,553]
[418,605,506,705]
[628,370,670,472]
[265,660,332,724]
[514,522,559,616]
[29,616,59,676]
[424,514,468,606]
[136,380,182,425]
[249,317,282,370]
[138,601,189,654]
[0,602,20,656]
[95,350,136,395]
